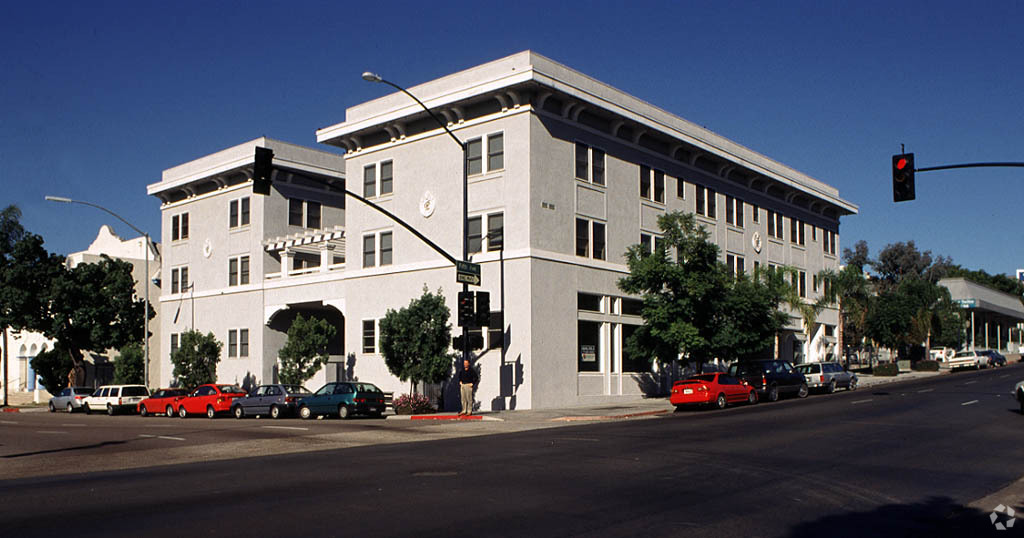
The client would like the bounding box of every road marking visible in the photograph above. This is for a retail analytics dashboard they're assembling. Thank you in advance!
[1,420,18,424]
[139,434,186,441]
[36,431,67,434]
[139,434,156,438]
[61,423,87,427]
[961,400,979,406]
[917,388,934,393]
[261,426,308,431]
[851,399,873,405]
[964,381,978,385]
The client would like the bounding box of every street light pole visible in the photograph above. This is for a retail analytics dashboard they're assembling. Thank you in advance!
[362,72,473,381]
[44,196,155,388]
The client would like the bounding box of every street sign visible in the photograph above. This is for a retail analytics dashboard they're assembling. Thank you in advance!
[456,260,481,286]
[955,298,977,309]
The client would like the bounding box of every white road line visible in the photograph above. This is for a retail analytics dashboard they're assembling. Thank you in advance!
[139,434,156,438]
[261,426,309,431]
[961,400,979,406]
[157,435,185,441]
[36,431,67,434]
[851,399,873,405]
[964,381,978,385]
[61,423,87,427]
[917,388,934,393]
[1,420,19,424]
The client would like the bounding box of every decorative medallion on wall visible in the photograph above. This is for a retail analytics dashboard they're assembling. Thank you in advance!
[752,231,763,254]
[203,238,213,258]
[419,191,436,218]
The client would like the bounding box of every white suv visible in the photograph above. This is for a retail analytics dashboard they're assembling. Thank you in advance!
[82,385,150,415]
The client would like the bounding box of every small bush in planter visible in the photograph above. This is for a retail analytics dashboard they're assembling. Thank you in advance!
[393,393,436,415]
[913,360,940,372]
[872,363,899,376]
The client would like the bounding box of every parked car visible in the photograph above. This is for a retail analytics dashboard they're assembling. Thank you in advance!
[82,385,151,415]
[138,388,189,417]
[795,362,858,393]
[1014,381,1024,414]
[174,384,247,418]
[979,350,1007,368]
[670,373,757,410]
[298,381,386,419]
[946,350,984,370]
[727,360,808,402]
[48,387,93,413]
[231,384,312,419]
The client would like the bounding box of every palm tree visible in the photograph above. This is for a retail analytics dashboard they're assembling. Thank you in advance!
[818,266,871,364]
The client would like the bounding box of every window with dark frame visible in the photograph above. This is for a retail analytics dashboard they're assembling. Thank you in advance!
[487,213,503,251]
[379,232,392,266]
[487,133,503,171]
[363,165,376,198]
[468,216,483,254]
[362,235,375,268]
[289,199,304,227]
[467,138,483,175]
[362,320,376,353]
[380,160,393,195]
[575,218,589,257]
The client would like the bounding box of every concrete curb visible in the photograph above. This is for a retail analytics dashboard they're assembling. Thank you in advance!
[386,414,504,422]
[551,409,670,422]
[2,406,49,413]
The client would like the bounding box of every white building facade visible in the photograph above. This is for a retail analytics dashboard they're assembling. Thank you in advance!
[148,52,856,411]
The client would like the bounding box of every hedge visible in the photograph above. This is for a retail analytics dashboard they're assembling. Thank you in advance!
[872,363,899,376]
[913,360,940,372]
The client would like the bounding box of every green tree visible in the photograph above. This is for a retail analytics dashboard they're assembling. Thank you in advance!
[29,344,73,394]
[278,314,337,385]
[618,211,731,371]
[171,330,222,389]
[379,287,455,393]
[712,270,789,362]
[113,342,144,385]
[819,264,871,359]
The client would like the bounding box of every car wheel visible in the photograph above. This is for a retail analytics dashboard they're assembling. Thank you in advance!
[715,393,727,410]
[768,385,779,402]
[233,406,244,419]
[166,405,175,417]
[48,402,56,412]
[299,406,312,420]
[206,406,216,419]
[798,383,809,399]
[83,403,91,414]
[106,404,115,416]
[338,404,351,419]
[66,402,75,413]
[269,405,281,419]
[140,406,149,417]
[849,377,858,391]
[178,406,188,418]
[747,390,758,404]
[827,380,837,394]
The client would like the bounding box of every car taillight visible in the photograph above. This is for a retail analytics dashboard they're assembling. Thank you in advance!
[697,385,708,392]
[217,397,225,403]
[118,398,123,405]
[820,375,825,383]
[74,396,83,400]
[355,398,367,403]
[285,396,295,403]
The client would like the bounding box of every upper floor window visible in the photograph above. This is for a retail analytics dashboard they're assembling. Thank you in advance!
[725,196,744,228]
[726,254,746,277]
[640,233,665,256]
[228,255,250,286]
[575,142,605,185]
[362,319,377,354]
[824,230,837,255]
[767,210,784,240]
[792,270,807,298]
[467,132,504,176]
[695,186,716,218]
[752,203,759,223]
[677,178,686,199]
[468,211,505,254]
[288,198,321,229]
[790,218,805,246]
[363,160,393,198]
[227,328,249,358]
[229,197,250,229]
[171,212,189,241]
[575,218,606,261]
[639,166,665,203]
[170,266,189,294]
[362,230,393,268]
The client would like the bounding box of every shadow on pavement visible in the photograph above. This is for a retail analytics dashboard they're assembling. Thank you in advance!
[785,496,1015,538]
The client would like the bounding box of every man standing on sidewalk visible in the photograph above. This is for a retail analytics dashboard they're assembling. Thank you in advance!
[458,359,477,416]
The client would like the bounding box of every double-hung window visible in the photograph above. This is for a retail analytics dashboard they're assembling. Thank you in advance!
[227,328,249,358]
[767,210,784,240]
[171,213,189,241]
[468,132,504,176]
[575,142,605,185]
[639,166,665,203]
[726,196,744,227]
[362,320,377,353]
[790,218,805,246]
[468,212,505,254]
[726,254,745,277]
[288,199,321,229]
[170,266,189,294]
[229,197,250,228]
[695,186,716,218]
[362,231,393,268]
[363,160,393,198]
[228,255,250,286]
[575,218,606,260]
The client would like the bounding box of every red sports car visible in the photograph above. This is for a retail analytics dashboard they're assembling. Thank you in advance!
[174,384,247,418]
[670,373,758,410]
[138,388,189,417]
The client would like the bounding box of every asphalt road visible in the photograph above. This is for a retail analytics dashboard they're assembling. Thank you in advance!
[3,364,1023,537]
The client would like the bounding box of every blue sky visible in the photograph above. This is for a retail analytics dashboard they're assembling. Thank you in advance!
[3,0,1022,276]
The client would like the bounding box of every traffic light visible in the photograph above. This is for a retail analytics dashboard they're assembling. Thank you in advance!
[475,291,490,327]
[458,291,475,327]
[892,153,915,202]
[253,147,274,196]
[452,334,483,350]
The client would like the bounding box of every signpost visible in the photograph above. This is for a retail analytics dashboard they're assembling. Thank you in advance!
[456,260,481,286]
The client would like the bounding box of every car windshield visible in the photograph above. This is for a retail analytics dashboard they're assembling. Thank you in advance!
[688,374,717,382]
[354,383,382,394]
[218,385,246,394]
[73,388,93,395]
[283,385,311,395]
[953,351,974,357]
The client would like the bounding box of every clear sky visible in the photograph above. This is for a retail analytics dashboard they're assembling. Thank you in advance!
[3,0,1022,276]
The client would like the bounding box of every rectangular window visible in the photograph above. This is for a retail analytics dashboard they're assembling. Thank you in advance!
[171,213,189,241]
[727,254,745,277]
[228,330,238,358]
[578,293,602,312]
[181,213,189,239]
[229,258,238,286]
[767,211,776,237]
[706,189,716,219]
[362,320,376,354]
[171,266,189,294]
[575,142,588,180]
[812,226,818,242]
[289,199,304,227]
[229,200,238,228]
[306,201,321,229]
[592,222,606,261]
[677,177,686,199]
[468,216,483,254]
[229,198,250,228]
[362,235,375,268]
[653,170,665,203]
[736,200,744,227]
[487,133,503,171]
[467,139,483,176]
[240,329,249,357]
[575,143,604,185]
[170,333,179,358]
[575,218,589,257]
[791,218,798,244]
[577,320,601,373]
[639,165,651,199]
[241,197,250,226]
[380,161,393,195]
[696,186,706,216]
[640,233,652,255]
[487,213,503,251]
[576,218,605,260]
[752,204,759,223]
[591,148,605,185]
[776,212,784,240]
[240,256,249,285]
[798,221,805,245]
[379,232,392,266]
[363,165,376,198]
[488,311,503,350]
[799,271,807,298]
[726,196,735,225]
[228,256,250,286]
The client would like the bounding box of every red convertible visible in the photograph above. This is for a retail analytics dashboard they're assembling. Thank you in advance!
[670,373,758,410]
[174,384,247,418]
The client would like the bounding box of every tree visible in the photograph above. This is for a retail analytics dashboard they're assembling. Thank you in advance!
[171,330,222,389]
[379,287,456,392]
[29,344,73,394]
[278,314,337,385]
[819,264,871,361]
[113,342,144,385]
[712,270,790,362]
[872,241,952,291]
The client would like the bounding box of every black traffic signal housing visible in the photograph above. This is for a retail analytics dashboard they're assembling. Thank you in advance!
[253,147,274,196]
[457,291,475,327]
[892,153,915,202]
[452,334,484,350]
[475,291,490,327]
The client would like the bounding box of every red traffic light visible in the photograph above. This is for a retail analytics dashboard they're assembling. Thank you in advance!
[895,157,909,171]
[892,153,915,202]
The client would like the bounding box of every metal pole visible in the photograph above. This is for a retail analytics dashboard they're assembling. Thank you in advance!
[461,143,470,380]
[144,232,149,388]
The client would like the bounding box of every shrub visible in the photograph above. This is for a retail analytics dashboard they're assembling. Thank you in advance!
[872,362,899,376]
[913,360,940,372]
[393,393,435,415]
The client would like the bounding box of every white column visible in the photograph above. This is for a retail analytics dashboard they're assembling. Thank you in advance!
[282,249,295,279]
[319,244,335,272]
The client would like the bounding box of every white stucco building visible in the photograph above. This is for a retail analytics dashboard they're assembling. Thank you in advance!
[148,51,856,411]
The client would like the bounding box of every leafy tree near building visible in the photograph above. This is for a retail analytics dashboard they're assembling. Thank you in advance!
[29,344,73,394]
[113,342,144,385]
[171,330,222,389]
[278,314,337,385]
[379,287,456,394]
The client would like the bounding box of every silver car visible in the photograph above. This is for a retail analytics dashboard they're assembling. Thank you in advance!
[795,362,858,393]
[48,387,94,413]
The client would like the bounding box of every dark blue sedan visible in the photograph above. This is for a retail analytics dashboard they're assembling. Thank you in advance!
[231,384,311,419]
[297,382,386,419]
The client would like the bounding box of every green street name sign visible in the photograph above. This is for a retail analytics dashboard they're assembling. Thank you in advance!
[456,260,481,286]
[954,298,977,308]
